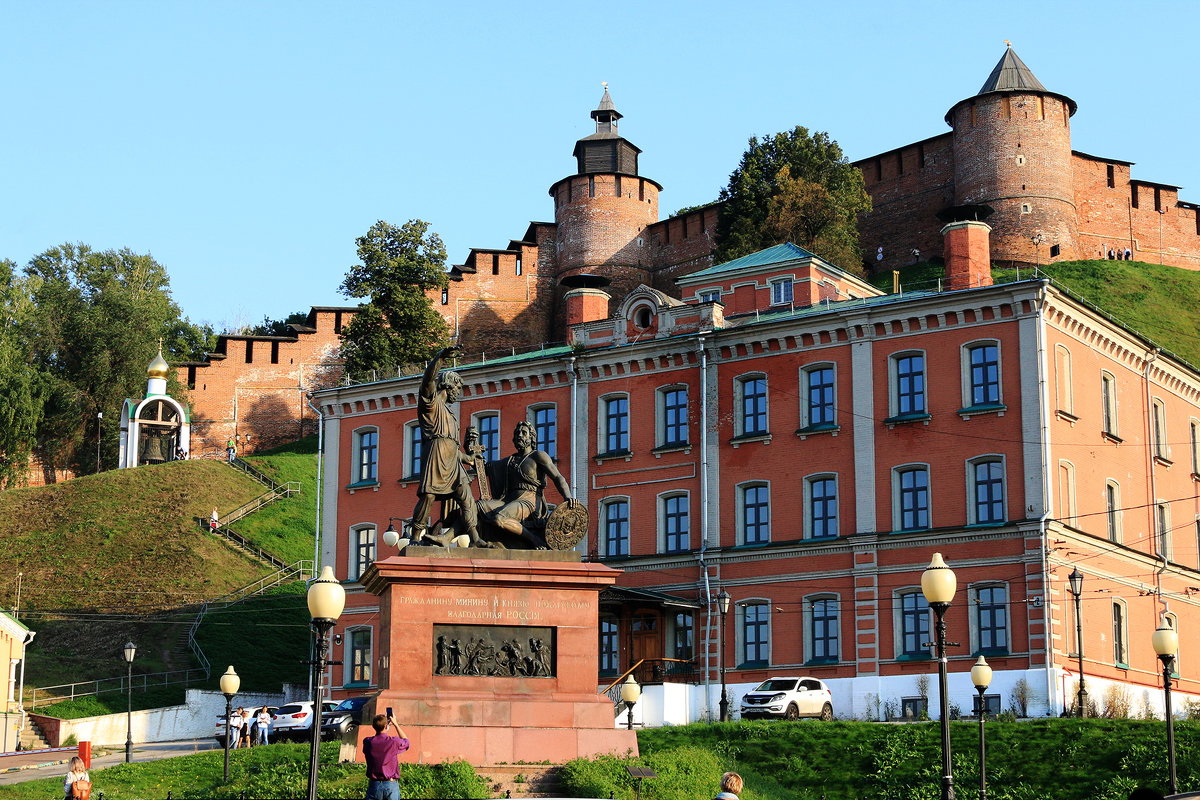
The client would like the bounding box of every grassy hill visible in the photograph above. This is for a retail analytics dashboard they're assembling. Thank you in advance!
[877,258,1200,367]
[236,436,319,564]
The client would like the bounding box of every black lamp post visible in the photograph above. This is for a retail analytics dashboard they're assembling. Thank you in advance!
[306,566,346,800]
[620,675,641,731]
[1152,621,1180,795]
[219,666,241,782]
[1067,567,1088,717]
[717,590,731,723]
[921,553,958,800]
[123,641,137,763]
[970,656,992,800]
[382,517,409,551]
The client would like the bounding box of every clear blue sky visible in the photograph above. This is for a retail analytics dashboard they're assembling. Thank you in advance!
[4,1,1197,332]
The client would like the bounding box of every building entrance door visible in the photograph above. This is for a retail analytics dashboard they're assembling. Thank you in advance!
[630,612,661,668]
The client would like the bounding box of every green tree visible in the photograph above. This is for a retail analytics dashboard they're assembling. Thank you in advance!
[0,260,47,488]
[339,219,450,379]
[23,243,197,474]
[249,309,310,337]
[715,126,871,270]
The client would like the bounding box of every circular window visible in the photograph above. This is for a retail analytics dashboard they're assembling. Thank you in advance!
[633,306,653,329]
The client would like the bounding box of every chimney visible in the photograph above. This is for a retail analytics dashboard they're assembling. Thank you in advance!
[941,220,993,290]
[564,287,611,328]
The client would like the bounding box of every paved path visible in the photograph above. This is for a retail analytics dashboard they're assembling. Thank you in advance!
[0,738,220,785]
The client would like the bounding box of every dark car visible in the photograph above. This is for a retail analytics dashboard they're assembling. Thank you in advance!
[321,696,372,739]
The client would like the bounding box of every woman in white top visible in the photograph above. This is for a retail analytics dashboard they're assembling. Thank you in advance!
[255,706,271,745]
[64,755,89,799]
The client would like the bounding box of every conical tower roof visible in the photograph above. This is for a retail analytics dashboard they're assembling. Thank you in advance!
[978,45,1046,93]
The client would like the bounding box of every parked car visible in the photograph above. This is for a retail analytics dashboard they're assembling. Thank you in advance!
[272,701,339,741]
[321,696,372,739]
[212,706,278,745]
[739,677,833,720]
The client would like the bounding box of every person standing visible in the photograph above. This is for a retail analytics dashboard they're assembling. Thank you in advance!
[715,772,743,800]
[64,755,90,800]
[362,713,410,800]
[241,706,254,748]
[228,706,244,749]
[255,706,272,745]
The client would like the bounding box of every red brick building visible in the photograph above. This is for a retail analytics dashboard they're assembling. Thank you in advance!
[313,223,1200,722]
[176,306,356,457]
[856,46,1200,273]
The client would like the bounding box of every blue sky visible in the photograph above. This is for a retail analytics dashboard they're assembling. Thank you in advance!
[4,1,1197,332]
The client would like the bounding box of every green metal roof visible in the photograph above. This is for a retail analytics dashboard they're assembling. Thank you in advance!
[683,243,820,280]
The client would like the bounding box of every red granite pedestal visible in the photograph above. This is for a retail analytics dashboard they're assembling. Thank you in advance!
[357,550,638,764]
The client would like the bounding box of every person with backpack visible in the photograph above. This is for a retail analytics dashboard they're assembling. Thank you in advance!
[64,755,90,800]
[715,772,743,800]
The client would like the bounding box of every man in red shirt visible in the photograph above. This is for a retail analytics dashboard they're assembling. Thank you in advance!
[362,714,410,800]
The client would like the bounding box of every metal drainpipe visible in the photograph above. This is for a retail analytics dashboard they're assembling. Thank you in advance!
[697,335,714,719]
[1034,287,1057,713]
[568,357,579,501]
[1143,347,1163,603]
[305,395,325,569]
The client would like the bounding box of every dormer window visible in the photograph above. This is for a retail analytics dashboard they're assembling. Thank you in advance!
[771,279,794,306]
[633,306,653,329]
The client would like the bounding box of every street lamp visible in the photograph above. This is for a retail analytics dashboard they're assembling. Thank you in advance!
[970,656,993,800]
[717,590,731,723]
[620,675,640,731]
[219,666,241,782]
[383,517,410,551]
[1152,621,1180,795]
[1067,567,1088,717]
[921,553,958,800]
[306,566,346,800]
[123,642,137,763]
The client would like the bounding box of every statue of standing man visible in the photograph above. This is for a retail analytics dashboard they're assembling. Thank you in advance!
[409,346,489,548]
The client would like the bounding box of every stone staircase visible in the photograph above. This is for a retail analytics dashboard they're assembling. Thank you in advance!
[19,717,51,751]
[476,765,565,798]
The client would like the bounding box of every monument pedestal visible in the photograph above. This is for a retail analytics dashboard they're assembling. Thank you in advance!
[358,551,637,764]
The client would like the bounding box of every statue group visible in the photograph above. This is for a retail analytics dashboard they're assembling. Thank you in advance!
[406,346,588,551]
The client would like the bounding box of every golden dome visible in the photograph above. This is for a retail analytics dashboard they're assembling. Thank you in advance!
[147,350,170,379]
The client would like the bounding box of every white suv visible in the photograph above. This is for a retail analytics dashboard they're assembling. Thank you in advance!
[739,677,834,720]
[272,701,339,741]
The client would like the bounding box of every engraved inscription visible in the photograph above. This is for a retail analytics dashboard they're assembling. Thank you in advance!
[433,624,555,678]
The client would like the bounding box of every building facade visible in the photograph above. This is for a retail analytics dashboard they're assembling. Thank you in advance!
[856,46,1200,273]
[314,224,1200,721]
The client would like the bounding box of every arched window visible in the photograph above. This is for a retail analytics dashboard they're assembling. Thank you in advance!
[972,584,1008,654]
[894,465,931,531]
[600,498,630,557]
[807,595,839,664]
[345,627,373,686]
[738,601,771,667]
[968,456,1006,525]
[737,482,771,544]
[1055,345,1074,415]
[1105,481,1122,542]
[349,524,377,581]
[805,474,838,539]
[599,394,630,455]
[897,590,930,658]
[472,412,501,461]
[735,374,769,437]
[891,352,927,417]
[964,341,1002,407]
[353,427,379,484]
[659,492,690,553]
[1112,599,1129,666]
[801,364,836,429]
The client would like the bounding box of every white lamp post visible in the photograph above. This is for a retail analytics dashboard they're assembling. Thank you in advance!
[970,656,993,800]
[1152,621,1180,795]
[921,553,957,800]
[620,675,641,731]
[219,666,241,781]
[123,641,137,763]
[306,566,346,800]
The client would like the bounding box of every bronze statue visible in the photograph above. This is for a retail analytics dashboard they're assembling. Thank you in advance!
[477,420,579,549]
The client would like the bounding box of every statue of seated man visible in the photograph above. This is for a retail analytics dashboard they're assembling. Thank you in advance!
[478,421,578,548]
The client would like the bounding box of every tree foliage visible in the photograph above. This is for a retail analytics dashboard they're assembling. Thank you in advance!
[339,219,450,379]
[0,260,47,488]
[248,309,310,337]
[716,126,871,271]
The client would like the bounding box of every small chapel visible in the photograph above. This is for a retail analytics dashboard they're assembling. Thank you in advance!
[118,349,191,468]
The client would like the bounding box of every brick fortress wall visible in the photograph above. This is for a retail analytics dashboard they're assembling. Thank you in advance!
[177,307,353,457]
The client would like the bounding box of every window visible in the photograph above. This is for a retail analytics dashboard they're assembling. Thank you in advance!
[1107,164,1116,188]
[1157,502,1171,560]
[1191,420,1200,475]
[973,695,1002,716]
[354,428,379,484]
[1058,461,1078,527]
[1101,372,1118,436]
[974,585,1008,653]
[599,617,619,673]
[1105,481,1122,542]
[739,483,771,544]
[350,524,377,580]
[1152,399,1168,460]
[802,365,836,428]
[809,597,839,663]
[770,278,794,305]
[602,395,629,454]
[531,405,557,459]
[741,603,770,666]
[970,458,1005,525]
[405,423,423,479]
[893,353,927,416]
[1055,346,1074,414]
[659,386,689,447]
[1112,600,1128,666]
[476,413,500,461]
[966,343,1001,406]
[698,289,720,303]
[602,498,630,557]
[348,628,372,685]
[895,466,930,530]
[899,591,930,657]
[440,287,449,305]
[737,375,768,437]
[672,613,694,660]
[902,697,929,719]
[661,493,690,553]
[806,475,838,539]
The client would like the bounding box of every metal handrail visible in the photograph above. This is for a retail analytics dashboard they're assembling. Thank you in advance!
[227,456,282,491]
[195,517,290,570]
[600,658,698,705]
[28,667,209,708]
[219,482,300,527]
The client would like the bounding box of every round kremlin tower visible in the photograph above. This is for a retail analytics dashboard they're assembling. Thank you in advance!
[946,45,1079,262]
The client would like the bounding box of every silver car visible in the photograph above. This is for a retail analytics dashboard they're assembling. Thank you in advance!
[739,676,833,720]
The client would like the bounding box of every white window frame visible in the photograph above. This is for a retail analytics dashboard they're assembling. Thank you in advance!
[1105,480,1123,543]
[472,410,502,462]
[736,599,772,667]
[895,588,931,658]
[598,393,631,455]
[770,277,794,306]
[889,350,928,417]
[599,615,620,674]
[348,523,377,581]
[892,463,932,531]
[962,340,1002,408]
[528,403,557,459]
[599,496,631,557]
[352,426,380,484]
[403,421,422,480]
[1157,501,1172,561]
[656,384,690,448]
[800,363,837,429]
[803,472,839,539]
[1112,598,1129,666]
[736,481,771,545]
[1101,371,1119,437]
[734,372,769,438]
[657,490,691,553]
[966,455,1006,526]
[1190,419,1200,475]
[970,582,1009,655]
[805,593,840,664]
[1151,398,1169,460]
[344,626,373,686]
[697,288,721,304]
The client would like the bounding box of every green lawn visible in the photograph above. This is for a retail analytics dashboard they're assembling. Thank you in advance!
[191,582,311,692]
[237,436,319,565]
